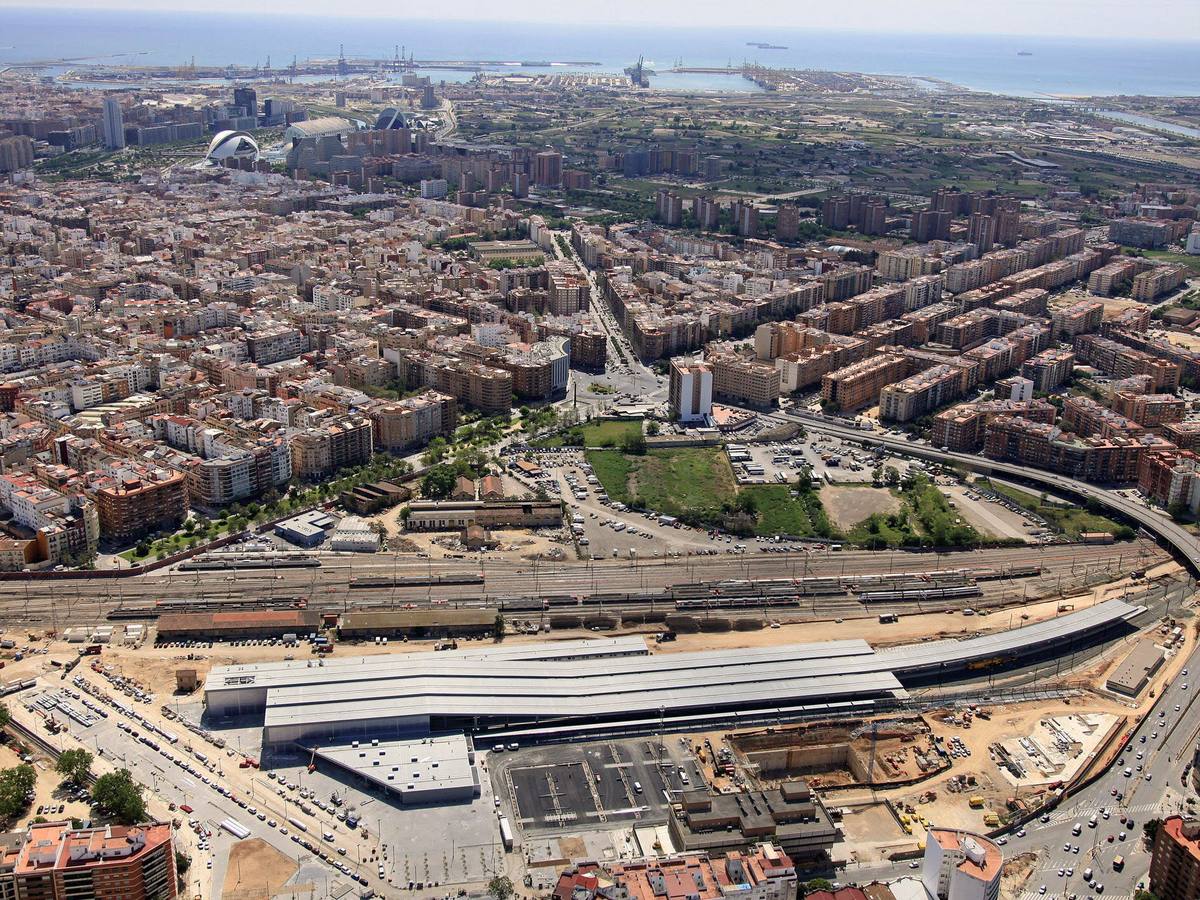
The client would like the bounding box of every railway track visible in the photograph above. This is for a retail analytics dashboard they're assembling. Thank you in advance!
[0,541,1167,627]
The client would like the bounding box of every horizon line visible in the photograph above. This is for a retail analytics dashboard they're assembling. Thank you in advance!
[3,4,1200,44]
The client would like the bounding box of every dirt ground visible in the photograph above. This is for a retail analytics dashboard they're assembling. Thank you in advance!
[1000,851,1039,900]
[839,803,909,853]
[220,838,298,900]
[940,484,1032,541]
[821,485,902,530]
[1161,328,1200,352]
[1097,297,1148,318]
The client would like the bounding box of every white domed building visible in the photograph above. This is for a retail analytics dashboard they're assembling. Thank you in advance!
[205,130,259,163]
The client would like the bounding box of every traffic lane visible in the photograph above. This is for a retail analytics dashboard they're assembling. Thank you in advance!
[1018,642,1200,893]
[56,693,374,896]
[827,638,1199,893]
[790,414,1200,573]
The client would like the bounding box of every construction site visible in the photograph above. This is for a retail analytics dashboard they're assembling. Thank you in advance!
[729,717,944,790]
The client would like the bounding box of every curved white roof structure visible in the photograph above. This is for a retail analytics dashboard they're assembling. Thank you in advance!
[284,116,356,142]
[206,130,259,162]
[205,598,1143,748]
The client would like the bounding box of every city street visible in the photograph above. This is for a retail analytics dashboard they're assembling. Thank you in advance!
[842,638,1200,899]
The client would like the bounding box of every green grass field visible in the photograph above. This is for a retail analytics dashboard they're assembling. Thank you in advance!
[535,419,643,448]
[847,511,919,548]
[740,484,836,538]
[1141,250,1200,274]
[587,447,738,522]
[976,478,1132,539]
[588,447,838,536]
[843,477,981,548]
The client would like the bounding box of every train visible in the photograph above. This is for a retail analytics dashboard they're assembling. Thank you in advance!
[858,585,983,603]
[178,553,321,571]
[348,573,484,589]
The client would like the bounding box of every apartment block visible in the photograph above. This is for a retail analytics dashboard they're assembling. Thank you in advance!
[553,844,798,900]
[821,353,909,412]
[709,354,781,408]
[1111,391,1186,430]
[1139,451,1200,514]
[570,331,607,371]
[366,391,457,452]
[1050,298,1104,341]
[1131,264,1189,301]
[931,399,1056,452]
[909,208,952,242]
[1087,257,1142,296]
[289,415,373,481]
[1150,816,1200,900]
[1062,395,1142,439]
[983,415,1173,483]
[94,471,187,546]
[1108,217,1177,249]
[669,359,714,423]
[879,364,966,422]
[1163,421,1200,451]
[2,820,176,900]
[1020,347,1075,392]
[1074,334,1182,392]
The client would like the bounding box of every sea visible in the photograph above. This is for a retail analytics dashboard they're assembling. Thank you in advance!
[2,7,1199,98]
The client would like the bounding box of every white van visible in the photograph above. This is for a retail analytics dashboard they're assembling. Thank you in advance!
[633,781,643,794]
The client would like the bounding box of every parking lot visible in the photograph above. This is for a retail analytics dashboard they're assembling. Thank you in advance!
[492,737,706,836]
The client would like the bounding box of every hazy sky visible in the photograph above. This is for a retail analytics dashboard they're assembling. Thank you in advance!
[5,0,1199,41]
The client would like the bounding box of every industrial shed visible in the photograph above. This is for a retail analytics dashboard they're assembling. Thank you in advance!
[1105,638,1164,697]
[338,609,496,640]
[156,609,320,642]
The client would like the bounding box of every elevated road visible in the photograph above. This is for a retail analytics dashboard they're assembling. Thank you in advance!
[784,412,1200,575]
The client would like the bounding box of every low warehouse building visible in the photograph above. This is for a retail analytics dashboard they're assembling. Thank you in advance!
[338,609,496,640]
[274,510,333,548]
[1106,638,1165,697]
[668,782,838,861]
[157,609,320,642]
[404,500,562,531]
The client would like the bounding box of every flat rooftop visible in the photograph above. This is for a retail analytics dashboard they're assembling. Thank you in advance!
[314,733,478,799]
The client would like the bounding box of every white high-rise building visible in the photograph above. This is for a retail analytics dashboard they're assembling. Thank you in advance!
[921,828,1002,900]
[669,358,713,424]
[102,98,125,150]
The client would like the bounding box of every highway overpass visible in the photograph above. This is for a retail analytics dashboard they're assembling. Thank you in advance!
[785,412,1200,575]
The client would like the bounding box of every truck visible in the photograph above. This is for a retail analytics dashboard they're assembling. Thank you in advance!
[498,815,514,851]
[1112,856,1124,871]
[968,796,984,809]
[655,631,677,643]
[878,613,898,624]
